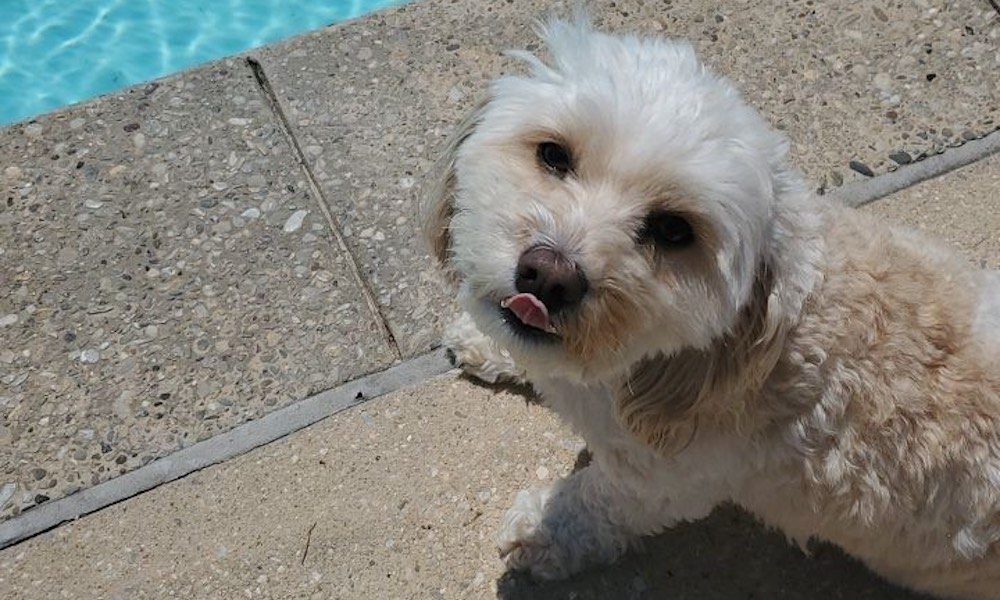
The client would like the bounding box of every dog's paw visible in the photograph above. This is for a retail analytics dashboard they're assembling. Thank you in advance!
[442,313,526,385]
[496,487,578,580]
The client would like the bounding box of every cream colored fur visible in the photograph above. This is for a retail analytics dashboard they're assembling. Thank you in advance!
[425,17,1000,599]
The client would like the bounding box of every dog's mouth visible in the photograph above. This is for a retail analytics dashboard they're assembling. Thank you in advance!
[498,293,560,344]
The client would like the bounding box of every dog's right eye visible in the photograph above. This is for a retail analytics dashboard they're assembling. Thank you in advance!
[640,211,696,249]
[537,142,573,177]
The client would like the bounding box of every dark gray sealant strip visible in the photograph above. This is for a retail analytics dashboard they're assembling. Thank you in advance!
[0,351,453,550]
[828,130,1000,208]
[1,127,997,554]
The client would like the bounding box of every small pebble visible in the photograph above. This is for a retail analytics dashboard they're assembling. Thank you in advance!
[848,160,874,177]
[0,483,15,509]
[241,207,261,219]
[0,314,17,327]
[79,349,101,364]
[888,151,912,165]
[4,166,23,180]
[536,465,550,480]
[247,174,267,189]
[283,210,309,233]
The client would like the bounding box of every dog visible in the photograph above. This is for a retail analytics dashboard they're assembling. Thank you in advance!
[423,17,1000,599]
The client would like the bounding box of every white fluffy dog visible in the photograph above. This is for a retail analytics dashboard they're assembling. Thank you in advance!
[423,17,1000,599]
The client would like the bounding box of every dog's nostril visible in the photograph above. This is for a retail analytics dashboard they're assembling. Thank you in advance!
[519,266,538,281]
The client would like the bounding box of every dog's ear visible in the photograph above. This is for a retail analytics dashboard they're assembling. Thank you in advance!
[616,267,789,453]
[422,98,488,281]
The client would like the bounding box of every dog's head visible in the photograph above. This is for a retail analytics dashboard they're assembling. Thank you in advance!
[426,18,809,393]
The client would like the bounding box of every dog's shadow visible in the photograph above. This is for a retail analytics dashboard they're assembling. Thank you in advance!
[497,494,933,600]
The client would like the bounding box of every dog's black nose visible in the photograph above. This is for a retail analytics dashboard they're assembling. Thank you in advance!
[515,246,588,314]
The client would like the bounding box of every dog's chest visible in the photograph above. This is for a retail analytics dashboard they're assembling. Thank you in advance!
[535,377,758,501]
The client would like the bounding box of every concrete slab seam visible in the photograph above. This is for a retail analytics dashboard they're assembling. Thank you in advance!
[828,130,1000,208]
[0,352,453,551]
[245,57,403,360]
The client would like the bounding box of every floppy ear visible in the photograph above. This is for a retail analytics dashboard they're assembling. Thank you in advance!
[616,266,790,454]
[422,98,489,281]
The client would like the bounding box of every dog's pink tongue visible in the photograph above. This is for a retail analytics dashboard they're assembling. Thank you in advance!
[501,293,553,332]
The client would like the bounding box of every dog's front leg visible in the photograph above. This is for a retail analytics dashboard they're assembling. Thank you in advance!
[496,464,631,579]
[497,459,702,580]
[442,312,526,384]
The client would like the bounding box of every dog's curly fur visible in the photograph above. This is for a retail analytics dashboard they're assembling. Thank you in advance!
[424,17,1000,599]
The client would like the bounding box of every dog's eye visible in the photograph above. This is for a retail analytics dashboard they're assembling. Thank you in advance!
[640,212,695,249]
[537,142,573,177]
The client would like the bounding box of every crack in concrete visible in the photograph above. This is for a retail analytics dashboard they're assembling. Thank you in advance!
[244,56,403,361]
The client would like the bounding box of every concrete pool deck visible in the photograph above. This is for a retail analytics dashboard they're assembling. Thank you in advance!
[0,0,998,596]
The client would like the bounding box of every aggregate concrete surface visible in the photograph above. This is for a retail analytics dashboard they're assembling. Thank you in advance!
[864,153,999,269]
[0,59,395,521]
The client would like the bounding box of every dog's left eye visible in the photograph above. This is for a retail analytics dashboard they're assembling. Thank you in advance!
[640,212,695,249]
[537,142,573,177]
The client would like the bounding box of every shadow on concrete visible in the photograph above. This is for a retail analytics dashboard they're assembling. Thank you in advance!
[457,372,541,404]
[495,504,933,600]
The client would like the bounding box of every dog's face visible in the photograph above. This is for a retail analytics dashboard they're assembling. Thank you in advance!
[427,20,792,382]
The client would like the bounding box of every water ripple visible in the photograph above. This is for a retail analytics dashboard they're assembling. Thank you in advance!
[0,0,408,125]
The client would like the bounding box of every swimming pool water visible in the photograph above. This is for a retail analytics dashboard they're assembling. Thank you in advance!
[0,0,406,126]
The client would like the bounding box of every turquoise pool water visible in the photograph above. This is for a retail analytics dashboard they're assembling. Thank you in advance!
[0,0,405,126]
